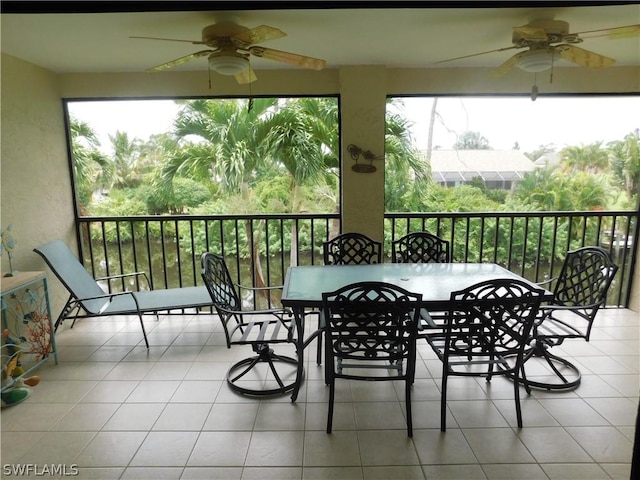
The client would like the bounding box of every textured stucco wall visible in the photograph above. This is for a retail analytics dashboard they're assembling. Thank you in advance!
[1,53,76,312]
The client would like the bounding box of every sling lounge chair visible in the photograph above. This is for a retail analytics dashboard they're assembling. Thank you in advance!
[34,240,213,348]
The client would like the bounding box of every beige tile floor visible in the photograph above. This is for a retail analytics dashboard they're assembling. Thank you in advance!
[1,308,637,479]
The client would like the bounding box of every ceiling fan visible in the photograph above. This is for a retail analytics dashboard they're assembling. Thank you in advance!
[131,22,327,84]
[435,19,640,76]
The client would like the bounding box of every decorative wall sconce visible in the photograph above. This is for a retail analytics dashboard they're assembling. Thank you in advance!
[347,144,383,173]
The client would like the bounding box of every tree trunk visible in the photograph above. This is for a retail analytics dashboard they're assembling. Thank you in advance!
[247,218,270,307]
[239,180,269,307]
[426,97,438,162]
[290,181,300,267]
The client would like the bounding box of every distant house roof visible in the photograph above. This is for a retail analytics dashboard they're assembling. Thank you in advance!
[533,151,561,166]
[420,149,537,182]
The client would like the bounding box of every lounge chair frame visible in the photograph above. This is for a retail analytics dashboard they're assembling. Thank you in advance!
[34,240,213,348]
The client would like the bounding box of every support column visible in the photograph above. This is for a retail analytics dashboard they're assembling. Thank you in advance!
[339,66,387,242]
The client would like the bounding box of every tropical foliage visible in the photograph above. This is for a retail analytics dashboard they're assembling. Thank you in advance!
[69,97,638,272]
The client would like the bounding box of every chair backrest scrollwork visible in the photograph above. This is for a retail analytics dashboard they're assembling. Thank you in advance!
[552,246,618,321]
[322,281,421,372]
[323,232,382,265]
[201,253,241,313]
[392,231,451,263]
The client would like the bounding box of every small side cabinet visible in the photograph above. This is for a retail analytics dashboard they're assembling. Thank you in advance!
[1,271,58,393]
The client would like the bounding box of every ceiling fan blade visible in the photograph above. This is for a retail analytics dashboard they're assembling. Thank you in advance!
[433,45,520,65]
[492,52,524,76]
[556,44,616,70]
[512,25,548,41]
[232,25,287,45]
[249,46,326,70]
[147,50,214,72]
[130,35,205,45]
[573,24,640,40]
[235,66,258,84]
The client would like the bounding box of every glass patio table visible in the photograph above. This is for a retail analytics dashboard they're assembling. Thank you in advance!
[281,262,553,401]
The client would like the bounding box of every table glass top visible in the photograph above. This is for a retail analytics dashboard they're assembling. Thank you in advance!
[282,263,544,306]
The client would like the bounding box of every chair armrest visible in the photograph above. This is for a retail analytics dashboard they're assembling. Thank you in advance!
[535,277,556,288]
[73,290,134,302]
[235,283,283,292]
[216,304,296,341]
[68,290,142,315]
[216,304,291,318]
[537,302,602,325]
[95,271,152,290]
[235,283,285,309]
[540,302,603,313]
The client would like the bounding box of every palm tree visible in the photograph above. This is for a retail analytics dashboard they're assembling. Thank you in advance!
[165,98,281,292]
[608,130,640,202]
[108,131,144,189]
[385,102,432,212]
[560,142,609,174]
[514,164,609,212]
[261,98,339,263]
[166,96,430,278]
[263,98,337,206]
[69,117,111,213]
[167,98,277,192]
[513,166,560,211]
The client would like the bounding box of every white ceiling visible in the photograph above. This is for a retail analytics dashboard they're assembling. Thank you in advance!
[1,4,639,75]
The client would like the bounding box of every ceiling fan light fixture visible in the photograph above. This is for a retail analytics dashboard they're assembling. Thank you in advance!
[515,48,555,73]
[208,54,249,75]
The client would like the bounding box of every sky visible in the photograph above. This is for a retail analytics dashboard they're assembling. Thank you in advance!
[69,100,181,153]
[68,95,640,156]
[396,96,640,153]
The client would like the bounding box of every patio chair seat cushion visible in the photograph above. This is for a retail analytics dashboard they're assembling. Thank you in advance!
[92,286,212,315]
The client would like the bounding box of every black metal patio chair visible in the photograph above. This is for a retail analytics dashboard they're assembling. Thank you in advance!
[391,231,452,339]
[310,232,384,366]
[322,281,422,436]
[201,252,299,397]
[426,278,545,431]
[523,246,618,390]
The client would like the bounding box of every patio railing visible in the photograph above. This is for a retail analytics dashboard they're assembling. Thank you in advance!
[76,209,637,309]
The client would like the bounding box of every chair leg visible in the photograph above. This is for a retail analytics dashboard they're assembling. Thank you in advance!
[229,356,261,383]
[441,370,448,432]
[324,331,331,385]
[137,314,149,349]
[513,370,523,428]
[327,379,335,434]
[226,345,299,397]
[518,341,582,391]
[316,309,325,366]
[267,352,294,389]
[54,297,75,331]
[70,307,83,329]
[405,378,413,437]
[520,359,532,395]
[316,331,323,365]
